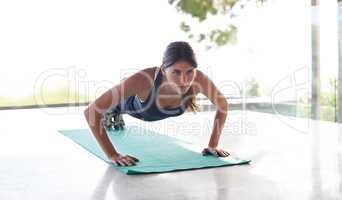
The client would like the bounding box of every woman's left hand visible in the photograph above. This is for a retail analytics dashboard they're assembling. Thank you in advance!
[202,147,230,157]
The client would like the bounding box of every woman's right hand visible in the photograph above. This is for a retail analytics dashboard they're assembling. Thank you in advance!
[109,153,140,166]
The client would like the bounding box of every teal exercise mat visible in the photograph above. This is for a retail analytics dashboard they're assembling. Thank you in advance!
[58,125,251,175]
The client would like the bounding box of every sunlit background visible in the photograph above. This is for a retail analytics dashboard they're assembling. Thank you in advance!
[0,0,341,122]
[1,1,342,199]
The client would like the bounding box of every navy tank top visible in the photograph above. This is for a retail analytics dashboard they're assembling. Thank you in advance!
[111,67,187,121]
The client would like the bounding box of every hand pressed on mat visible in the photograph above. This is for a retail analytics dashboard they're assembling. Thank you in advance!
[109,148,229,166]
[202,147,230,157]
[109,153,140,166]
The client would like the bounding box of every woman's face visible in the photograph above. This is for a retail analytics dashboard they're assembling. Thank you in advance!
[161,60,197,94]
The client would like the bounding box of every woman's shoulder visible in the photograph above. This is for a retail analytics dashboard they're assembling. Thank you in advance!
[140,66,159,83]
[122,66,157,83]
[192,68,205,94]
[143,66,158,76]
[132,66,159,100]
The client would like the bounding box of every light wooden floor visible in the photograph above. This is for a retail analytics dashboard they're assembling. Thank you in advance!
[0,107,341,200]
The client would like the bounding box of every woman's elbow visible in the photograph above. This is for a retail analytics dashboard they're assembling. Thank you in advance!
[217,100,228,114]
[83,105,98,126]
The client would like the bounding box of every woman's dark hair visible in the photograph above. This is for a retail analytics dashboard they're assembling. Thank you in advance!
[162,41,201,113]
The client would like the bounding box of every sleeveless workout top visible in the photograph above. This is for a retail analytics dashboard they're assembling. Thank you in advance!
[112,66,187,121]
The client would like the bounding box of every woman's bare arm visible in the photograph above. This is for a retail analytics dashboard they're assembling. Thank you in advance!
[195,69,230,157]
[83,67,155,165]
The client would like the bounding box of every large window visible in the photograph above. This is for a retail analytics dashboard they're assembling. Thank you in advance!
[1,0,340,123]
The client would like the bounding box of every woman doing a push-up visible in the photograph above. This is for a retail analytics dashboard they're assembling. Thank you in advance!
[84,41,230,167]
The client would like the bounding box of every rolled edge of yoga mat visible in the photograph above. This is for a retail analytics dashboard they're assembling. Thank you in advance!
[125,159,252,175]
